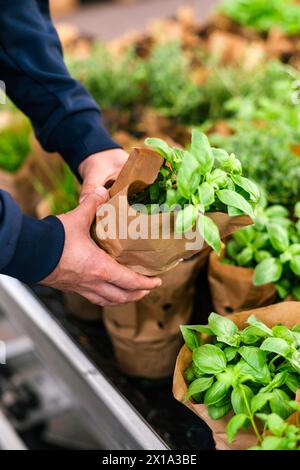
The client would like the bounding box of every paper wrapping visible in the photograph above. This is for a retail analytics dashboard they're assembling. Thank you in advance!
[208,251,277,315]
[173,302,300,450]
[103,251,209,379]
[93,147,251,276]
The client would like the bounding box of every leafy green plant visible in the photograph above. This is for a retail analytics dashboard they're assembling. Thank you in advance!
[222,201,300,300]
[182,312,300,447]
[211,122,300,206]
[251,411,300,450]
[67,44,147,111]
[0,118,31,172]
[219,0,300,35]
[130,131,259,254]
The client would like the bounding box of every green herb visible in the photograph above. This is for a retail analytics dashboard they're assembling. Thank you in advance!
[130,131,259,255]
[181,312,300,448]
[0,116,31,172]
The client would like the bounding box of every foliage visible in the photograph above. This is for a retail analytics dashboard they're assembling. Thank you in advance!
[0,117,31,173]
[250,412,300,450]
[182,312,300,448]
[130,131,259,254]
[219,0,300,35]
[211,122,300,206]
[67,44,147,111]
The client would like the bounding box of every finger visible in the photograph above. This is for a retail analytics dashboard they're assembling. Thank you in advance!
[101,251,162,291]
[74,187,109,227]
[97,282,150,304]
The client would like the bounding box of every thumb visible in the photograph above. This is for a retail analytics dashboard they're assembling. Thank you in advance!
[75,187,109,228]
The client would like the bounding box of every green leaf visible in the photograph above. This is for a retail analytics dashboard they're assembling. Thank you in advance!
[197,214,221,255]
[237,358,271,384]
[260,337,291,358]
[224,347,238,362]
[206,169,228,188]
[267,224,289,253]
[269,389,295,420]
[266,413,286,437]
[191,130,214,174]
[198,182,215,207]
[272,325,295,345]
[294,201,300,219]
[231,174,260,202]
[247,315,273,336]
[208,312,238,338]
[184,325,213,335]
[255,250,271,263]
[180,325,200,351]
[260,371,288,393]
[233,226,255,245]
[236,246,253,266]
[226,414,249,443]
[145,137,173,162]
[231,384,253,415]
[251,392,273,413]
[192,344,227,375]
[185,376,214,400]
[265,205,289,219]
[253,258,282,285]
[208,402,231,420]
[184,366,195,383]
[217,189,254,218]
[292,285,300,301]
[290,255,300,276]
[175,205,197,233]
[260,436,287,450]
[286,374,300,394]
[204,380,231,406]
[238,346,266,371]
[177,151,200,199]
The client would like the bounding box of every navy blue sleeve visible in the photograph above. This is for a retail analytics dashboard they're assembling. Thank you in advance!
[0,0,120,176]
[0,190,65,283]
[0,0,120,283]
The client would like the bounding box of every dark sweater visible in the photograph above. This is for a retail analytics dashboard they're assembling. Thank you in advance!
[0,0,119,283]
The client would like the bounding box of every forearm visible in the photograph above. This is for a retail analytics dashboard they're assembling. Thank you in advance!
[0,0,120,176]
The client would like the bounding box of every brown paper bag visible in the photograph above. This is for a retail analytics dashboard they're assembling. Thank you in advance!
[93,148,251,276]
[173,302,300,450]
[208,251,277,315]
[104,251,209,379]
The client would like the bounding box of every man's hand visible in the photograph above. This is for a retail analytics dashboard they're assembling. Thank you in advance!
[78,148,128,202]
[41,188,162,305]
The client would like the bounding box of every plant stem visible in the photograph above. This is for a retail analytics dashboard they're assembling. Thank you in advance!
[241,386,262,444]
[269,354,280,370]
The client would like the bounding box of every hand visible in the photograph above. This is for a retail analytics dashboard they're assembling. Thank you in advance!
[41,188,162,306]
[78,148,128,202]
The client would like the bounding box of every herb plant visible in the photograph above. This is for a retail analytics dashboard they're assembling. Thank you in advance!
[181,312,300,447]
[222,201,300,300]
[131,131,259,254]
[219,0,300,35]
[0,119,31,173]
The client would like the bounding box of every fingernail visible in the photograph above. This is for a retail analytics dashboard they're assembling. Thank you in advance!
[95,186,108,199]
[155,279,162,287]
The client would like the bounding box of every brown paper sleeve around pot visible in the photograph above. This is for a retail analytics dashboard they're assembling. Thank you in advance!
[208,251,277,315]
[173,302,300,450]
[93,147,252,276]
[103,253,206,379]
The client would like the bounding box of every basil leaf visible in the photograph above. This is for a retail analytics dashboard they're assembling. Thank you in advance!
[206,168,228,188]
[231,384,253,415]
[191,130,214,174]
[253,257,282,285]
[290,255,300,276]
[251,392,273,413]
[272,325,295,345]
[197,214,221,255]
[255,250,271,263]
[175,205,197,233]
[237,358,271,384]
[184,325,213,335]
[198,182,215,207]
[184,366,195,383]
[286,374,300,394]
[269,389,295,420]
[216,189,254,218]
[267,224,289,253]
[145,137,173,163]
[208,402,231,420]
[231,174,260,202]
[247,315,273,336]
[208,313,238,338]
[185,376,214,400]
[226,413,249,443]
[193,344,227,375]
[177,151,200,199]
[204,380,231,406]
[260,371,288,393]
[266,413,287,437]
[238,346,266,371]
[260,337,291,358]
[180,326,200,351]
[265,205,289,218]
[224,347,238,362]
[236,246,253,266]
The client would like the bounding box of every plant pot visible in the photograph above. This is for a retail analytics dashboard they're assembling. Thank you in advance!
[208,251,277,315]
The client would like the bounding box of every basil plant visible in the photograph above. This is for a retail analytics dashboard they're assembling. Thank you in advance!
[130,130,259,255]
[222,201,300,300]
[181,313,300,448]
